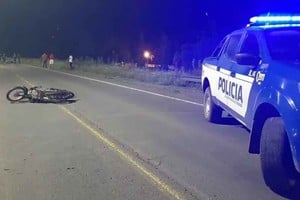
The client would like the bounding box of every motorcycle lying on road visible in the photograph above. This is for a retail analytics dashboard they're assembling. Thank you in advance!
[6,86,75,103]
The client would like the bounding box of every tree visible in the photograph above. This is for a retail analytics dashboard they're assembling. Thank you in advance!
[158,33,171,70]
[181,43,194,73]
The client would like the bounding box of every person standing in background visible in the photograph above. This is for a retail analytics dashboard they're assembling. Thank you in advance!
[17,53,21,64]
[41,53,48,68]
[68,55,73,70]
[49,53,55,68]
[13,52,17,63]
[2,53,6,63]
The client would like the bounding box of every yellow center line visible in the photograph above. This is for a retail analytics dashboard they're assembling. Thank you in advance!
[60,106,185,200]
[16,74,186,200]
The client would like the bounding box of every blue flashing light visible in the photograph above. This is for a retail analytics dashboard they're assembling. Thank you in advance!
[258,24,300,28]
[250,15,300,24]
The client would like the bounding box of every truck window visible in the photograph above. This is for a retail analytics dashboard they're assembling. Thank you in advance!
[211,37,228,57]
[264,28,300,62]
[240,33,260,56]
[224,34,242,60]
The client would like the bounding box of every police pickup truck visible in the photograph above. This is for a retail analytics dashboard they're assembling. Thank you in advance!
[201,15,300,194]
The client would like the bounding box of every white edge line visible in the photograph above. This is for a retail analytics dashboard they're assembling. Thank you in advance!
[24,65,204,107]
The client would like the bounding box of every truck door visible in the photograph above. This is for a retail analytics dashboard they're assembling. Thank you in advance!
[229,32,260,118]
[215,33,243,109]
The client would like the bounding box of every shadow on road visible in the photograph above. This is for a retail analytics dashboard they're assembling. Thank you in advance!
[214,113,300,200]
[9,99,78,104]
[210,113,244,126]
[217,117,241,126]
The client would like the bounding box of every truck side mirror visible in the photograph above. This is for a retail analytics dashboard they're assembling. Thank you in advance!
[235,53,261,66]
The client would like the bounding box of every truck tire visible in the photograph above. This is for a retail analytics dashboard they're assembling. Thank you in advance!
[260,117,298,194]
[204,87,222,123]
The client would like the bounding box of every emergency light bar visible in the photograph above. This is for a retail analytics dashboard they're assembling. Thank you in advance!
[250,16,300,23]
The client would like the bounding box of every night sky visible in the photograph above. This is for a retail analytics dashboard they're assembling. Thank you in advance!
[0,0,299,62]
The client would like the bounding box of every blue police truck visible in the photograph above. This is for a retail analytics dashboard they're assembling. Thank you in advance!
[201,15,300,194]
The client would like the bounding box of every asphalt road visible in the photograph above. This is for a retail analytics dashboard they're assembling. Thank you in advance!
[0,64,293,200]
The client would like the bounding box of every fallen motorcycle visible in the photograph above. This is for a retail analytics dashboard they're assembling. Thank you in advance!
[6,86,75,103]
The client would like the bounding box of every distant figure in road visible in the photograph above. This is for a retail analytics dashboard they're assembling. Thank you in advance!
[49,53,55,68]
[68,55,73,70]
[41,53,48,68]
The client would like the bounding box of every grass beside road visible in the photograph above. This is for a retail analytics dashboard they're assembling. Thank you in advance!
[22,58,201,88]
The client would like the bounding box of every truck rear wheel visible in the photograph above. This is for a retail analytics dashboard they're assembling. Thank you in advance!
[260,117,298,194]
[204,87,222,123]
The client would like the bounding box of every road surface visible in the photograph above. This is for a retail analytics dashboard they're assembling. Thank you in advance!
[0,64,296,200]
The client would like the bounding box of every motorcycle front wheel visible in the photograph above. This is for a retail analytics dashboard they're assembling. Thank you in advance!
[6,86,27,102]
